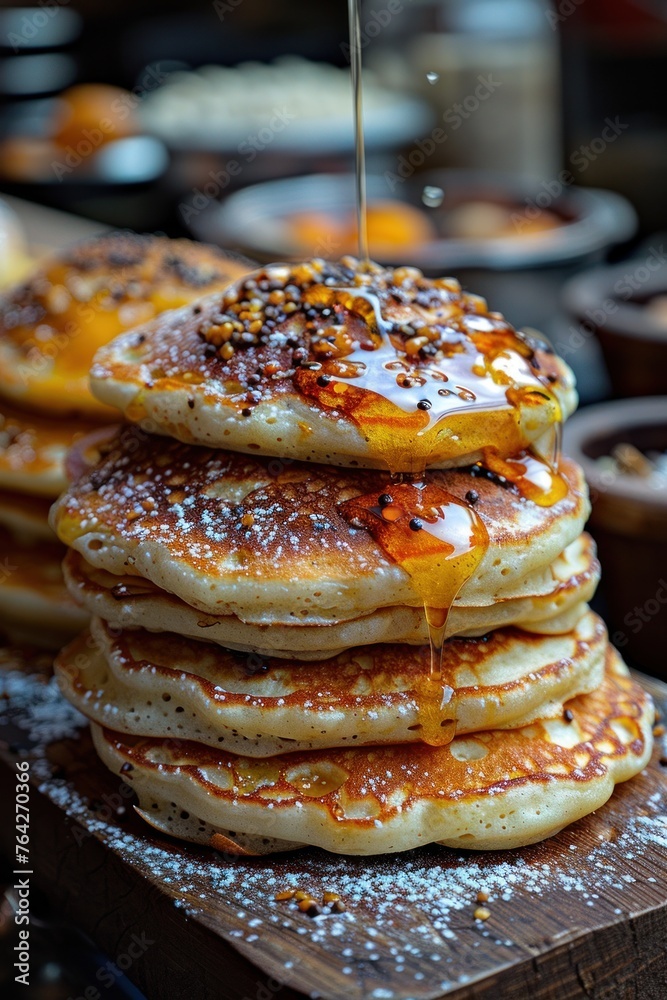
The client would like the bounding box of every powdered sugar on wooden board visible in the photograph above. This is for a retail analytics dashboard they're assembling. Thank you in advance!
[2,659,667,999]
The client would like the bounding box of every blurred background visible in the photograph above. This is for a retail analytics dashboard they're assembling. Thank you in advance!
[1,0,667,393]
[0,2,666,996]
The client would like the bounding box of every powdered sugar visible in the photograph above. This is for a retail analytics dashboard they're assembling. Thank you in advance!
[2,662,666,998]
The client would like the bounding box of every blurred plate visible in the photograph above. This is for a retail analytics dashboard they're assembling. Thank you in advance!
[142,95,431,155]
[139,58,432,155]
[188,170,637,271]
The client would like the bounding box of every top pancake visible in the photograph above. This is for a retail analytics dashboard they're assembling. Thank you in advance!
[50,425,590,626]
[90,257,576,472]
[0,232,250,418]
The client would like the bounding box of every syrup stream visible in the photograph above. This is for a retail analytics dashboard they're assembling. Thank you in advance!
[348,0,369,264]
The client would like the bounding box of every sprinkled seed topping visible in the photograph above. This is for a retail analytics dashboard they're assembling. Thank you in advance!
[564,709,574,723]
[474,906,491,921]
[466,490,479,505]
[378,493,393,507]
[197,256,533,373]
[409,517,423,532]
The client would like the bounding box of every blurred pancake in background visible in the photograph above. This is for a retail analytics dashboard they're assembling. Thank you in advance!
[0,231,250,418]
[0,230,250,647]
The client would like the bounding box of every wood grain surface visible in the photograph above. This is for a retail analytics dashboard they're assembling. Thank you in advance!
[0,655,665,1000]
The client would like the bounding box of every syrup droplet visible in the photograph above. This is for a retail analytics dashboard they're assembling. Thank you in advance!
[426,71,440,84]
[422,185,444,208]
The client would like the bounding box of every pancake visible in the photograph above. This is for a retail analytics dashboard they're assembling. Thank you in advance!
[0,232,249,418]
[89,257,576,471]
[91,646,653,854]
[0,489,53,543]
[50,426,590,630]
[0,400,100,498]
[0,527,88,647]
[56,611,607,757]
[62,534,599,658]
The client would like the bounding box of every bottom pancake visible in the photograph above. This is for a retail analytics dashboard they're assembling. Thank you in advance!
[57,611,607,756]
[91,647,653,855]
[0,527,88,647]
[62,533,599,660]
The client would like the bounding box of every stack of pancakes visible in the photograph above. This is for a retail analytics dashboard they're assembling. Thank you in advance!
[52,257,653,854]
[0,233,248,646]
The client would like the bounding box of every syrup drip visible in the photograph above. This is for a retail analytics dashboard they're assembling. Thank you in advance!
[481,449,568,507]
[340,481,488,745]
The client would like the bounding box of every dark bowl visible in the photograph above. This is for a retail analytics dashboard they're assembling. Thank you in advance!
[562,253,667,398]
[564,397,667,677]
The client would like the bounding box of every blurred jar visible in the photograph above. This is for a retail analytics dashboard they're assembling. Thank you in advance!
[366,0,561,178]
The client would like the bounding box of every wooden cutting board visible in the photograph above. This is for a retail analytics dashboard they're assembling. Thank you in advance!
[0,654,666,1000]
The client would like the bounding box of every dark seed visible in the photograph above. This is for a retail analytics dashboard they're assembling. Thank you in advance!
[317,375,332,387]
[378,493,393,507]
[241,407,252,417]
[465,490,479,505]
[120,762,134,773]
[187,398,195,409]
[417,399,432,411]
[563,709,574,723]
[409,518,423,531]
